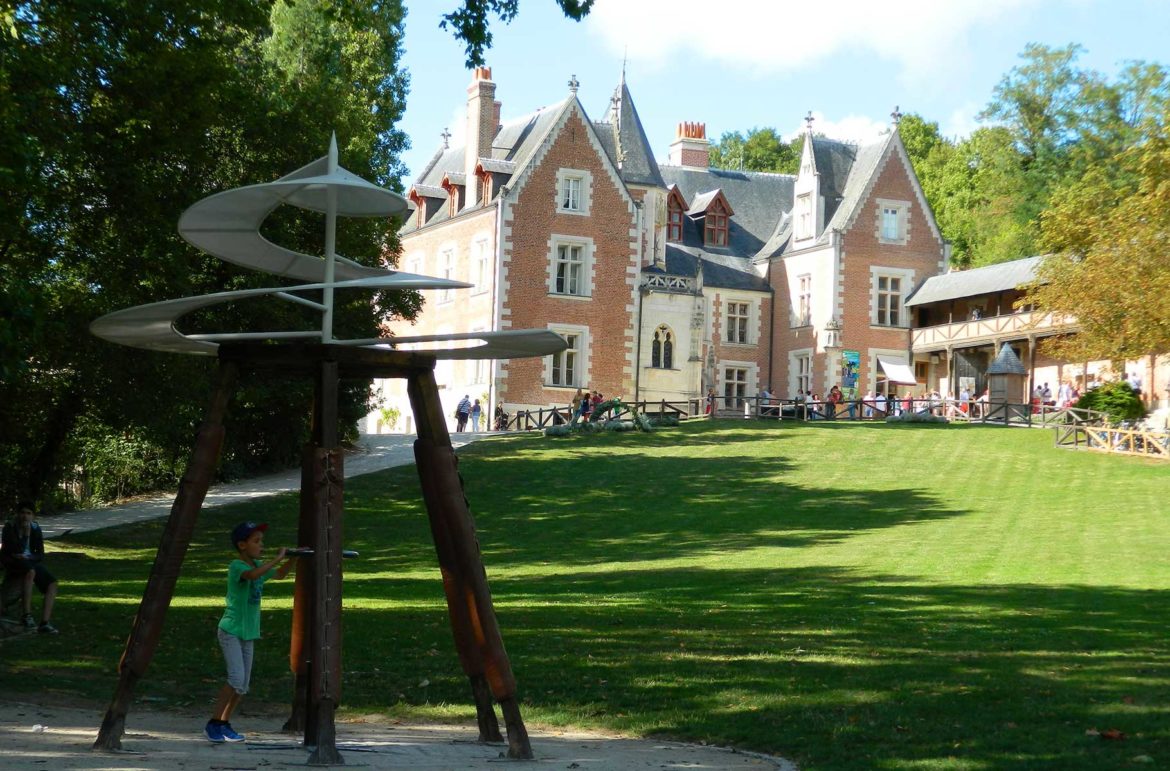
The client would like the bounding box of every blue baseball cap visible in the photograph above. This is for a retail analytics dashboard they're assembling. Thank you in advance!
[230,521,268,546]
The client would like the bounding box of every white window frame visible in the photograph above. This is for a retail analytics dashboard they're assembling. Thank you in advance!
[724,366,748,408]
[875,198,909,245]
[546,235,594,299]
[870,267,914,328]
[404,253,422,276]
[471,237,490,295]
[724,298,754,345]
[797,274,812,327]
[556,168,592,216]
[796,193,813,241]
[439,248,455,304]
[789,348,812,396]
[544,323,589,389]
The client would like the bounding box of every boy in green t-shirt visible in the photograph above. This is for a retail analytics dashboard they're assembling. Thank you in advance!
[204,521,295,743]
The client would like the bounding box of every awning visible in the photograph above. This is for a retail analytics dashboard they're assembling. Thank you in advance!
[877,357,918,385]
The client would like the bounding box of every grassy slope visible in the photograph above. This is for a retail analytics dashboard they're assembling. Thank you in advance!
[6,421,1169,770]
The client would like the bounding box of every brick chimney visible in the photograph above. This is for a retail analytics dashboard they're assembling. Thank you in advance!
[669,122,709,169]
[465,67,497,208]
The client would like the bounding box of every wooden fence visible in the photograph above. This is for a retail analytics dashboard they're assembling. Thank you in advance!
[1054,424,1170,460]
[494,394,1167,461]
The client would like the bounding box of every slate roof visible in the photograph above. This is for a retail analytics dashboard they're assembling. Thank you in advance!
[596,81,666,188]
[659,166,795,257]
[405,76,677,237]
[402,100,571,233]
[987,342,1029,375]
[905,255,1045,307]
[476,158,515,174]
[411,183,445,199]
[685,189,723,216]
[647,244,770,292]
[815,134,893,245]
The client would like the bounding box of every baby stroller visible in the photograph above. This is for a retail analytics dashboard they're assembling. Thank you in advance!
[494,407,509,431]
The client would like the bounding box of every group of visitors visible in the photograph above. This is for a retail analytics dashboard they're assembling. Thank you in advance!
[782,386,1001,420]
[571,388,607,422]
[1033,381,1084,411]
[454,395,484,432]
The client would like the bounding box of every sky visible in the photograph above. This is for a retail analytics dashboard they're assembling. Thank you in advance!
[396,0,1170,180]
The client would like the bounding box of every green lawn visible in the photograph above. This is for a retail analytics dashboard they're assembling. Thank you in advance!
[6,421,1169,769]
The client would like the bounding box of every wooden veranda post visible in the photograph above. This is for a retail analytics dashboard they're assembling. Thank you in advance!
[93,362,238,751]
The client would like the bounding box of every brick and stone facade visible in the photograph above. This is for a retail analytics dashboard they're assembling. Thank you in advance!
[367,74,954,432]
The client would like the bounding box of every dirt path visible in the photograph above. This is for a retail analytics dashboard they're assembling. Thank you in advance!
[0,701,795,770]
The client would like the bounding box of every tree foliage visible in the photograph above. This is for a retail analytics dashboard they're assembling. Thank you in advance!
[0,0,415,508]
[1027,101,1170,362]
[709,128,801,174]
[440,0,593,68]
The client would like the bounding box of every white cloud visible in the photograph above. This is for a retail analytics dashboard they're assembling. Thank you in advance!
[782,112,890,144]
[940,103,982,141]
[586,0,1037,76]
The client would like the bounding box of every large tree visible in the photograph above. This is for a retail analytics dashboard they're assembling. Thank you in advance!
[0,0,414,507]
[1026,103,1170,363]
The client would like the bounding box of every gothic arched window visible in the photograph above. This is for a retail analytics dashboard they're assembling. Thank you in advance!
[652,325,674,369]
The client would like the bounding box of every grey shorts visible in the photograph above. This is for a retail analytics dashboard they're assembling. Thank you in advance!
[217,628,255,695]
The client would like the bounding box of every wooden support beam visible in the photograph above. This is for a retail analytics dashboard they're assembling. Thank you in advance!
[218,342,435,381]
[407,369,530,758]
[282,444,317,735]
[94,362,238,751]
[305,360,345,766]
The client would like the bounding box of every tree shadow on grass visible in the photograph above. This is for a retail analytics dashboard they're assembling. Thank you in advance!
[338,443,967,569]
[29,523,1170,771]
[334,567,1169,771]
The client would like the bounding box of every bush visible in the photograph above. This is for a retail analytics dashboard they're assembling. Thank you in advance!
[63,417,183,505]
[1075,381,1146,423]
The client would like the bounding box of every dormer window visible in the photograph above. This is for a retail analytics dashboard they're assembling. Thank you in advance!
[480,172,492,205]
[448,188,460,217]
[666,188,686,242]
[796,193,813,240]
[704,199,729,247]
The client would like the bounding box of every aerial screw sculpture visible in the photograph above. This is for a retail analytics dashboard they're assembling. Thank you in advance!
[89,136,565,764]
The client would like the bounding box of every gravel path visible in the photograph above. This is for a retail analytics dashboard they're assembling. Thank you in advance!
[38,433,490,539]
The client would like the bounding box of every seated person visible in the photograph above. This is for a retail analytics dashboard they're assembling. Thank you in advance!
[1,502,58,634]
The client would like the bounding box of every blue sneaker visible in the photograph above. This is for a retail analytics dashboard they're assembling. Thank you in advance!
[220,723,246,743]
[204,721,225,743]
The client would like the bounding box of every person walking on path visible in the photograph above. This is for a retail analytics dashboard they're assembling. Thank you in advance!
[455,394,471,432]
[204,522,294,744]
[470,399,482,432]
[1,502,59,634]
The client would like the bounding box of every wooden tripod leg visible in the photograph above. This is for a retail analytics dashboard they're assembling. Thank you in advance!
[93,362,237,751]
[407,370,532,759]
[306,446,345,766]
[306,361,345,767]
[414,438,503,743]
[283,444,316,735]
